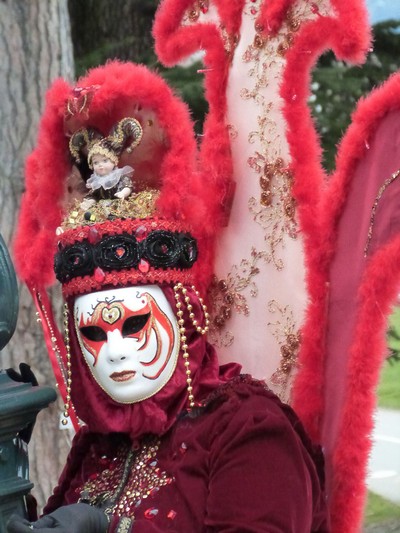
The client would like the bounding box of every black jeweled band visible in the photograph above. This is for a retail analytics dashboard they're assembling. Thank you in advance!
[54,230,198,283]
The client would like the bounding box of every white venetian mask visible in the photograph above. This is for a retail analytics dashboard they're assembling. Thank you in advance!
[73,285,180,403]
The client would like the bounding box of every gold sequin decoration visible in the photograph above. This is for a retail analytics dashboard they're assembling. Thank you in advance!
[116,517,133,533]
[364,168,400,257]
[78,438,173,518]
[61,189,160,230]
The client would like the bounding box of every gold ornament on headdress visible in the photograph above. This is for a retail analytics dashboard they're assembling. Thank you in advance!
[69,117,143,168]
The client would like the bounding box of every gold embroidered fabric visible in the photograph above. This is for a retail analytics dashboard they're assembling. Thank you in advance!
[267,300,301,393]
[61,189,160,230]
[208,248,267,347]
[79,438,173,518]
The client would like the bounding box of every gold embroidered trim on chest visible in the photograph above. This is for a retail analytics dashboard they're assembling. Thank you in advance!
[79,438,173,517]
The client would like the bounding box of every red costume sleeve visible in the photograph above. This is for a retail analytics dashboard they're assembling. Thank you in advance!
[202,387,329,532]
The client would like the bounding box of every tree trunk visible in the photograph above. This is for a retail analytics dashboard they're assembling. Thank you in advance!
[0,0,74,512]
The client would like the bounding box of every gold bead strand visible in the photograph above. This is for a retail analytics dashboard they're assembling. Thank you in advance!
[190,285,210,335]
[173,284,195,408]
[62,303,73,426]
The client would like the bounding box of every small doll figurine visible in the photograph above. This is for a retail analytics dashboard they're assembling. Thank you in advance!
[69,117,143,209]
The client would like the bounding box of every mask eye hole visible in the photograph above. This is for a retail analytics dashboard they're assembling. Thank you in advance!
[122,313,150,337]
[80,326,107,342]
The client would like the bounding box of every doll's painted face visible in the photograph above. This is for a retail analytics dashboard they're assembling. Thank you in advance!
[91,153,116,176]
[74,285,179,403]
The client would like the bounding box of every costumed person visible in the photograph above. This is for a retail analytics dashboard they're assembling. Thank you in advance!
[7,61,329,532]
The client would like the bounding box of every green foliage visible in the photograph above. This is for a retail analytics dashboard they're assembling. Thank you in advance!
[364,491,400,525]
[377,360,400,409]
[156,62,208,134]
[387,306,400,362]
[309,20,400,172]
[74,36,157,78]
[377,306,400,410]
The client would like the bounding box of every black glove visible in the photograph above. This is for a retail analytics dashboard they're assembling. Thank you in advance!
[7,503,109,533]
[6,363,39,387]
[6,363,39,443]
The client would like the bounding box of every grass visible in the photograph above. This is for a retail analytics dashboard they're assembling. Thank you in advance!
[362,310,400,528]
[377,360,400,409]
[377,306,400,409]
[364,491,400,525]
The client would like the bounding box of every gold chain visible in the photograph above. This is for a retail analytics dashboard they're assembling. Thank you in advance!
[173,283,210,408]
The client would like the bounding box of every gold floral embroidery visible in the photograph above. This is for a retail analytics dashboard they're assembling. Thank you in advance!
[211,0,326,354]
[240,0,325,269]
[267,300,301,391]
[208,248,268,346]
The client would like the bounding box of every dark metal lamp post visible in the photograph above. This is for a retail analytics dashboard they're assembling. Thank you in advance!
[0,234,56,531]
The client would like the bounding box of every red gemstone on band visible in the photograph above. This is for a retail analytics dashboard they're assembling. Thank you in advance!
[94,267,106,282]
[88,227,100,244]
[135,225,147,238]
[138,259,150,273]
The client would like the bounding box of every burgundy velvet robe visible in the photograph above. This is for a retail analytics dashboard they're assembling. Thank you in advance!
[44,377,329,532]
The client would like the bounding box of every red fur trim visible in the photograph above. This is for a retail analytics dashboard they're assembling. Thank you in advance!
[326,73,400,232]
[324,74,400,531]
[154,0,371,301]
[295,73,400,429]
[273,6,373,530]
[329,0,371,62]
[14,79,71,287]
